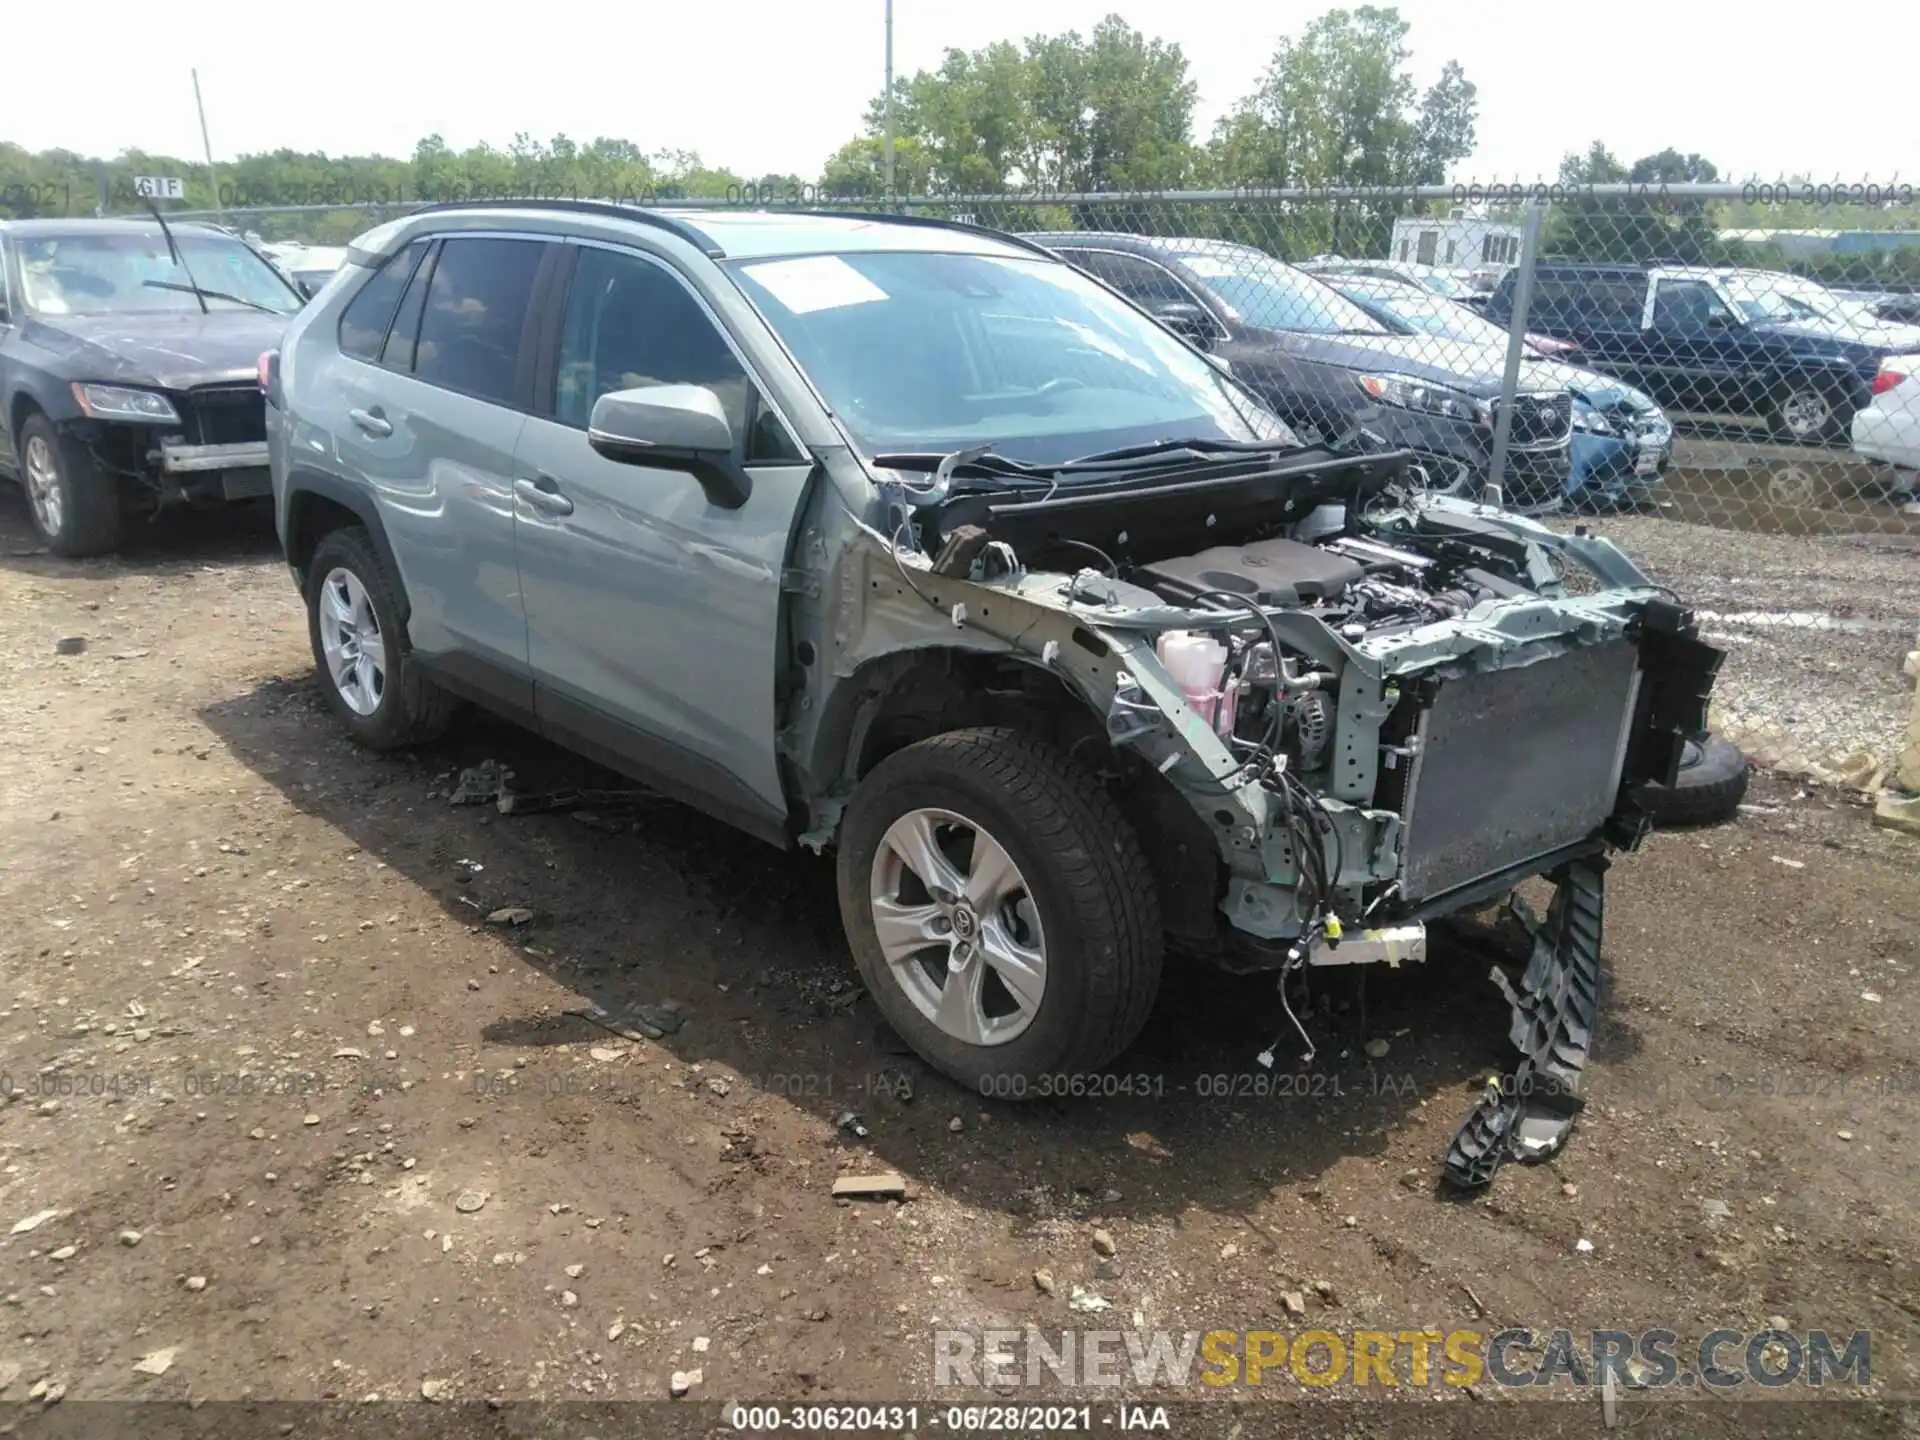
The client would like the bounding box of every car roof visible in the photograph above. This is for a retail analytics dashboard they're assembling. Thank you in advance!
[363,202,1053,264]
[1327,272,1433,299]
[663,209,1046,260]
[1024,231,1259,251]
[0,216,238,240]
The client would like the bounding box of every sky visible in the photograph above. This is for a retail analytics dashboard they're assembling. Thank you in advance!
[7,0,1912,186]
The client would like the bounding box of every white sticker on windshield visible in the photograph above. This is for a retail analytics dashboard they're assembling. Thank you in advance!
[1178,255,1235,279]
[745,255,889,315]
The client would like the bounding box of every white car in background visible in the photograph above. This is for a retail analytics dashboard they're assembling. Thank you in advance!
[1300,256,1477,300]
[1851,354,1920,510]
[1718,268,1920,350]
[262,243,349,300]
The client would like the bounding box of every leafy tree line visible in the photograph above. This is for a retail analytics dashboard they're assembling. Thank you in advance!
[3,2,1912,279]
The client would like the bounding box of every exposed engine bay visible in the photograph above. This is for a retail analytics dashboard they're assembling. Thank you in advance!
[809,443,1722,1188]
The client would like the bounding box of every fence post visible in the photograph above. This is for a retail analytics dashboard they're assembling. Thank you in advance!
[1485,197,1546,507]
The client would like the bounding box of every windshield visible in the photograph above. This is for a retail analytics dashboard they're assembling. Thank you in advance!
[1722,273,1879,328]
[15,230,303,316]
[1339,283,1504,346]
[727,249,1291,463]
[1167,249,1389,336]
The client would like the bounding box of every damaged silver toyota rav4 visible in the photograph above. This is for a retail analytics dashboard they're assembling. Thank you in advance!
[265,203,1721,1187]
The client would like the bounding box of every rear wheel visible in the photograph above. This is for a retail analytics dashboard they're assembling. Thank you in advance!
[18,413,122,557]
[305,526,457,749]
[1770,384,1844,444]
[837,728,1163,1092]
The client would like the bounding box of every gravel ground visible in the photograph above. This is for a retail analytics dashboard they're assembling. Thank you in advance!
[1561,516,1920,775]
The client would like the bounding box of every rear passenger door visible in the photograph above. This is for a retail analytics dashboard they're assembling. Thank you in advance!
[330,232,557,713]
[509,241,815,839]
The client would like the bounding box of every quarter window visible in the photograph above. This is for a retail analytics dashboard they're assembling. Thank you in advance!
[337,240,427,361]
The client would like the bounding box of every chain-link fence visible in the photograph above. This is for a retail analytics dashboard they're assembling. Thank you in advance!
[136,181,1920,538]
[48,180,1920,787]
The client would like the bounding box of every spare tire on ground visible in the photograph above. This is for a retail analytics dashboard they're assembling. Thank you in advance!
[1638,733,1750,827]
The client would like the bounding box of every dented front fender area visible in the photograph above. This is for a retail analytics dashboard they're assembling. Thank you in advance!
[779,519,1289,870]
[778,518,1388,940]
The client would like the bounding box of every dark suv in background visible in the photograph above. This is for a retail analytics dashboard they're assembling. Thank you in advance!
[0,218,303,554]
[1027,232,1576,508]
[1484,261,1920,445]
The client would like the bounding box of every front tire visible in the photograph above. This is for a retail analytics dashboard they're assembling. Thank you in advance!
[837,728,1163,1093]
[18,413,122,557]
[305,526,457,749]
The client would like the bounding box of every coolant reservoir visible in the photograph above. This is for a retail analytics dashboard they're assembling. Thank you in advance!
[1156,631,1234,736]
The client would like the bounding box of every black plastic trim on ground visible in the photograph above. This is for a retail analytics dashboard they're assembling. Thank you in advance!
[1444,855,1606,1190]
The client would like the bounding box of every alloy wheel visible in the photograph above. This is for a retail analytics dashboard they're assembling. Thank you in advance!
[867,807,1048,1047]
[316,567,388,717]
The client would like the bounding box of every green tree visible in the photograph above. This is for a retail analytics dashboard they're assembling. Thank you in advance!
[1201,7,1477,256]
[819,16,1197,195]
[1551,142,1723,263]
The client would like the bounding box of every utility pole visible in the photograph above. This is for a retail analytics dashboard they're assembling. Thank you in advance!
[883,0,895,201]
[191,69,227,224]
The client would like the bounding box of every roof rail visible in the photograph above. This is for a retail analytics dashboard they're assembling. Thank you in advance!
[795,208,1061,260]
[403,198,724,257]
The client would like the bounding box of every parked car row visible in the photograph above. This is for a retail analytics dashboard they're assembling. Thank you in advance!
[1478,261,1920,473]
[1026,232,1665,513]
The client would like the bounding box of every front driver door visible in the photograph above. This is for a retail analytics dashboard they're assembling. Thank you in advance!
[511,242,814,841]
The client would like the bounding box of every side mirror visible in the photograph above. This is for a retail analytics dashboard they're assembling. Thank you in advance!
[1149,300,1214,347]
[296,278,318,300]
[587,384,751,508]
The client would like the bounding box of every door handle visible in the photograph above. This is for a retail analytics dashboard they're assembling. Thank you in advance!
[347,407,392,437]
[515,475,574,516]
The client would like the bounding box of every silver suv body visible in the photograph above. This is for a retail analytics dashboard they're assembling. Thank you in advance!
[266,202,1721,1187]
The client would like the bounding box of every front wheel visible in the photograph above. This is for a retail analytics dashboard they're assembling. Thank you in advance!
[17,413,122,557]
[836,728,1163,1093]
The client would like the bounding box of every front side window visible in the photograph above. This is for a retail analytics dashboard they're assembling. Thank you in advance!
[727,248,1290,463]
[1164,248,1388,336]
[1066,250,1197,309]
[15,229,302,316]
[1653,279,1736,330]
[552,247,799,462]
[411,237,547,406]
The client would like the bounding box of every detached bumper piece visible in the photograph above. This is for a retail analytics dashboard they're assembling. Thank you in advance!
[1443,856,1605,1189]
[158,439,271,474]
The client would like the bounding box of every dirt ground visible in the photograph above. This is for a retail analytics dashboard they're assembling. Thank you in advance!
[1,494,1917,1432]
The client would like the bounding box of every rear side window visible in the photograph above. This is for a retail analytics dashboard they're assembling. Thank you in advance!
[337,240,427,361]
[411,237,548,407]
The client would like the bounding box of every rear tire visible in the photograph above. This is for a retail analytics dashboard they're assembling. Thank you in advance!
[1639,733,1750,828]
[1769,383,1845,445]
[18,413,122,557]
[837,728,1163,1094]
[305,526,457,749]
